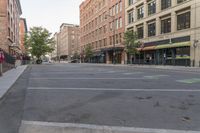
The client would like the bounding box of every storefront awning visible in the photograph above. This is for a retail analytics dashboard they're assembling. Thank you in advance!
[155,41,191,50]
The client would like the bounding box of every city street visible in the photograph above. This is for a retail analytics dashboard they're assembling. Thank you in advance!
[1,63,200,133]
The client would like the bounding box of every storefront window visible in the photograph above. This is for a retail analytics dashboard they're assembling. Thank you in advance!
[175,47,190,57]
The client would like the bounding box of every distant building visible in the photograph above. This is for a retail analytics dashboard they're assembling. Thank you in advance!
[56,23,80,61]
[125,0,200,66]
[51,32,58,60]
[0,0,22,55]
[19,18,28,54]
[80,0,126,64]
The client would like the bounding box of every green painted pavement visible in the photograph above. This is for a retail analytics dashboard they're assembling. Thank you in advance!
[144,75,169,79]
[177,78,200,84]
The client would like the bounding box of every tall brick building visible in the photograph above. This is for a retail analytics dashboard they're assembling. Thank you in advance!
[80,0,125,64]
[0,0,22,55]
[19,18,27,54]
[56,23,80,61]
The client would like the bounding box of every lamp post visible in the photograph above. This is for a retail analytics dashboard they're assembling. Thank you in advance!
[193,39,199,67]
[105,14,116,64]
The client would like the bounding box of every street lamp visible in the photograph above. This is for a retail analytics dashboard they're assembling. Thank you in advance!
[193,39,199,67]
[105,14,116,64]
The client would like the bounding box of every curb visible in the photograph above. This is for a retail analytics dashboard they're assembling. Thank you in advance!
[0,65,28,101]
[19,121,200,133]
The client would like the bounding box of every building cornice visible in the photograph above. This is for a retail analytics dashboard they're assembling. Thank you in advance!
[16,0,22,15]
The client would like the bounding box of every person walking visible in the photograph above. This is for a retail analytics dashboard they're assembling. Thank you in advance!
[0,49,5,76]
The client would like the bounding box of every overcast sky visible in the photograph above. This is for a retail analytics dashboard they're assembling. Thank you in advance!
[20,0,84,33]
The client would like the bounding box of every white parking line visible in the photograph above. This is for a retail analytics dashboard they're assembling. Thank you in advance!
[28,87,200,92]
[19,120,199,133]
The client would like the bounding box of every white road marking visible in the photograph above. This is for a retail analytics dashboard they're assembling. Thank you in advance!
[28,87,200,92]
[123,72,143,75]
[30,77,146,80]
[31,72,122,74]
[19,120,199,133]
[29,75,170,80]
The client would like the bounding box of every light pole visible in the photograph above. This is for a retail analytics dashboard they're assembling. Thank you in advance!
[105,14,116,64]
[193,39,199,67]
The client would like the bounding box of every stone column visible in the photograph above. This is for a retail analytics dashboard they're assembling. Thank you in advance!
[144,22,148,38]
[171,12,176,33]
[106,51,111,64]
[143,1,148,18]
[156,0,161,13]
[156,17,160,36]
[171,0,176,7]
[122,51,127,64]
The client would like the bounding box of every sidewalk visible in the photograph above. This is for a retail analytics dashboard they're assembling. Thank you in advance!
[84,63,200,72]
[0,65,27,100]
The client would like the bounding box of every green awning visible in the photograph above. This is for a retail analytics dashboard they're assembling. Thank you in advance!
[155,42,191,49]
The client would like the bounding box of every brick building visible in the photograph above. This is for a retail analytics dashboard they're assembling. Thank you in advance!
[19,18,27,54]
[56,23,80,61]
[80,0,126,64]
[125,0,200,66]
[0,0,22,55]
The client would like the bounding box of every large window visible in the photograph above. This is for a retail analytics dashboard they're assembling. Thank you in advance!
[161,0,171,10]
[137,26,144,39]
[137,6,144,20]
[177,12,190,30]
[175,47,190,57]
[148,1,156,15]
[128,10,134,24]
[161,18,171,34]
[148,22,156,37]
[177,0,187,4]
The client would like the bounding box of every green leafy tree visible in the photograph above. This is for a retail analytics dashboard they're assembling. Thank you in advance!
[24,27,54,61]
[85,45,93,62]
[124,30,140,64]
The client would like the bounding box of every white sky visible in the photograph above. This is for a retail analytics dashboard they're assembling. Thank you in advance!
[20,0,84,33]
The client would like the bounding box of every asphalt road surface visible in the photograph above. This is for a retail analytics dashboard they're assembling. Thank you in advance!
[1,63,200,133]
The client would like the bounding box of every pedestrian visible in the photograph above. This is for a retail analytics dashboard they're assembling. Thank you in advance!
[0,49,5,76]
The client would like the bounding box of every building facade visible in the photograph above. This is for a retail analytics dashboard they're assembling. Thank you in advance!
[19,18,27,54]
[80,0,126,64]
[50,33,58,60]
[0,0,22,55]
[125,0,200,66]
[56,23,80,61]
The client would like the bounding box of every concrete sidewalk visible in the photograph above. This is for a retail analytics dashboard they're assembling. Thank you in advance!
[84,63,200,72]
[19,121,200,133]
[0,65,27,100]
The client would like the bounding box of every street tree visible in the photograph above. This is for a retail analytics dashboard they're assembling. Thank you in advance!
[85,44,93,63]
[25,27,54,63]
[124,30,140,64]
